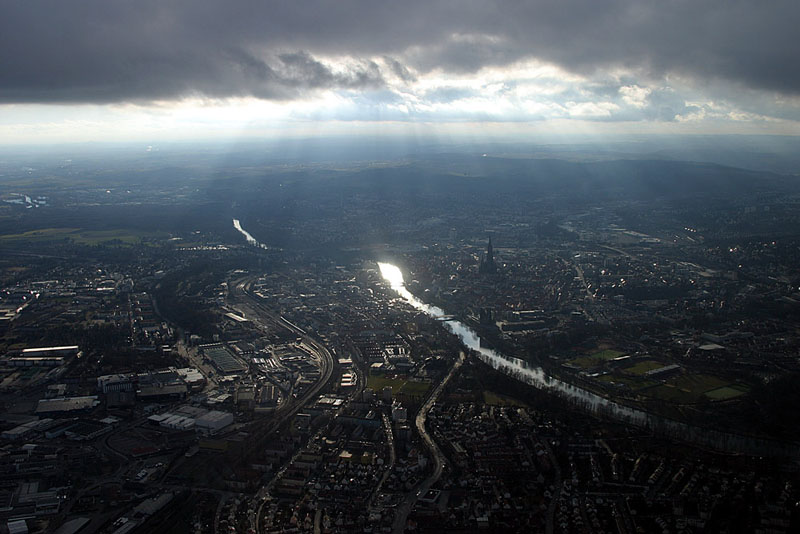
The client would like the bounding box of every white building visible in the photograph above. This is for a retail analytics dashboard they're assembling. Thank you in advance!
[175,367,206,391]
[159,414,195,431]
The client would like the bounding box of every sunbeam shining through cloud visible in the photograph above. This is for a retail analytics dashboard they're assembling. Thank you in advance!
[1,1,799,143]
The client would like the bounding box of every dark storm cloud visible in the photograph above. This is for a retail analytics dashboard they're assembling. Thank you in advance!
[383,57,417,84]
[274,52,383,91]
[0,0,798,103]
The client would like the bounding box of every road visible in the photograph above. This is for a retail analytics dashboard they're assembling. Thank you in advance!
[368,412,397,509]
[392,351,465,534]
[544,438,562,534]
[572,261,594,300]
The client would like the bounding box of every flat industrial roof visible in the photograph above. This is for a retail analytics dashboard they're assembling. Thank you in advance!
[204,345,247,374]
[36,396,99,413]
[195,410,233,424]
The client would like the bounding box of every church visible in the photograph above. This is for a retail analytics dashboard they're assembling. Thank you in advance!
[479,238,497,274]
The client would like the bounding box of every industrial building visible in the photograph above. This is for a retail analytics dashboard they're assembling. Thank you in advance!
[201,344,247,375]
[137,383,187,401]
[1,419,53,441]
[194,410,234,435]
[148,412,195,431]
[175,367,206,391]
[97,374,135,393]
[147,407,233,435]
[35,396,99,416]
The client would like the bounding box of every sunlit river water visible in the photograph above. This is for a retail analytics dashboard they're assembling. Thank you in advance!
[233,218,269,249]
[377,262,799,457]
[228,215,799,457]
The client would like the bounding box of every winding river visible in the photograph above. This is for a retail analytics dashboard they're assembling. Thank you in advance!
[233,218,269,249]
[378,262,799,457]
[228,214,799,458]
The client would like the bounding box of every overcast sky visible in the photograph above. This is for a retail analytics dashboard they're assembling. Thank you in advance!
[2,1,799,143]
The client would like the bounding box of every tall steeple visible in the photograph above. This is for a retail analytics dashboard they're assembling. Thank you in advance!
[480,237,497,274]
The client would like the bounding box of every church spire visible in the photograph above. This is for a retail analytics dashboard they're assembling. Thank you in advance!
[480,237,497,274]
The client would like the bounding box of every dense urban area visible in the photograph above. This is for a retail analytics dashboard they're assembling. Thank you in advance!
[1,144,800,533]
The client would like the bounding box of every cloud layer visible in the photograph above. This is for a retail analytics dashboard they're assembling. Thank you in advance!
[1,1,798,126]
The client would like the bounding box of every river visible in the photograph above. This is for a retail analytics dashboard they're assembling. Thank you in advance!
[233,219,269,249]
[377,262,799,457]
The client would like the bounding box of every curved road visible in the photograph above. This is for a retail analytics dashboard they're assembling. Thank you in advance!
[392,352,465,533]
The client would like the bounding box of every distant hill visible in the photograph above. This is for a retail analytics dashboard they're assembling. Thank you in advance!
[311,156,800,202]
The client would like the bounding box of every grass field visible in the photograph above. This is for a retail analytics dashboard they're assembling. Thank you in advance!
[646,374,736,404]
[0,227,161,246]
[70,229,147,245]
[704,385,749,400]
[624,360,666,376]
[667,374,728,392]
[366,376,407,392]
[401,380,432,397]
[593,349,626,360]
[0,227,80,241]
[367,375,431,398]
[569,349,626,369]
